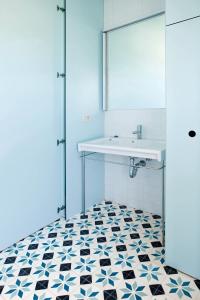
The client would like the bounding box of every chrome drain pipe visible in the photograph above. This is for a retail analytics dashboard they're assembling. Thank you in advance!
[129,157,138,178]
[129,158,147,178]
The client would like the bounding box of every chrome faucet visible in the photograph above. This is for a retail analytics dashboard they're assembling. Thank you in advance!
[132,125,142,139]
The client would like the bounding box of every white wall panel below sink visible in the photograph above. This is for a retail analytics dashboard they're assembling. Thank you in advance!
[105,154,163,216]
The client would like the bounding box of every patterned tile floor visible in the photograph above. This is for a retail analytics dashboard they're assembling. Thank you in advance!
[0,201,200,300]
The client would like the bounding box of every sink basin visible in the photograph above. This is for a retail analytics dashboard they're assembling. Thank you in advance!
[78,137,165,161]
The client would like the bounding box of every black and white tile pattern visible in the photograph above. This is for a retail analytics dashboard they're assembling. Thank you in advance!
[0,201,199,299]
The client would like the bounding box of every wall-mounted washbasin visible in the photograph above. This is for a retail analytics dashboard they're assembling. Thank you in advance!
[78,137,165,161]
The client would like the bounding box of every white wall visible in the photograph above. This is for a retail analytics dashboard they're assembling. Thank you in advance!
[104,0,165,30]
[104,0,166,215]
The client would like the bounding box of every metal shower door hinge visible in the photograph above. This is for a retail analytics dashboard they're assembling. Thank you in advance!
[57,205,66,214]
[57,139,65,146]
[57,72,66,78]
[57,5,66,12]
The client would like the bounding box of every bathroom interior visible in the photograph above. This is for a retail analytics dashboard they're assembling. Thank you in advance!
[0,0,200,299]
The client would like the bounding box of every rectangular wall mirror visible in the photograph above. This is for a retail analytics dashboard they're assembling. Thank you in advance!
[103,13,165,110]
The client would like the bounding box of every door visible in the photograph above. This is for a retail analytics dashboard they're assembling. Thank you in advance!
[166,17,200,279]
[0,0,64,250]
[166,0,200,25]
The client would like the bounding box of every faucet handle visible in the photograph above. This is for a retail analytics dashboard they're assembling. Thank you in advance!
[132,125,142,139]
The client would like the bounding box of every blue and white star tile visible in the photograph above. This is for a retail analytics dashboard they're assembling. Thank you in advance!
[0,200,200,299]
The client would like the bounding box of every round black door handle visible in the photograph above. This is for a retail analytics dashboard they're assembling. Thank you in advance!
[188,130,196,137]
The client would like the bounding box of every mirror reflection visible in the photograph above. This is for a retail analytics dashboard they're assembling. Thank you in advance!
[104,14,165,110]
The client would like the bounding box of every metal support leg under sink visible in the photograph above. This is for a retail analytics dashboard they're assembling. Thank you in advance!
[81,151,86,215]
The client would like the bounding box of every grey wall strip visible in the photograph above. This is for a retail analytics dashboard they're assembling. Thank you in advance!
[103,11,165,33]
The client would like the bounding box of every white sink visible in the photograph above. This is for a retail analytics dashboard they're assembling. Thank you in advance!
[78,137,165,161]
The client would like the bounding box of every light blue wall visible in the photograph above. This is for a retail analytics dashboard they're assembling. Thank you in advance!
[0,0,64,250]
[66,0,104,218]
[166,17,200,280]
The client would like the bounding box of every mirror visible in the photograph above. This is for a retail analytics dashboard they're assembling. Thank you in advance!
[103,14,165,110]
